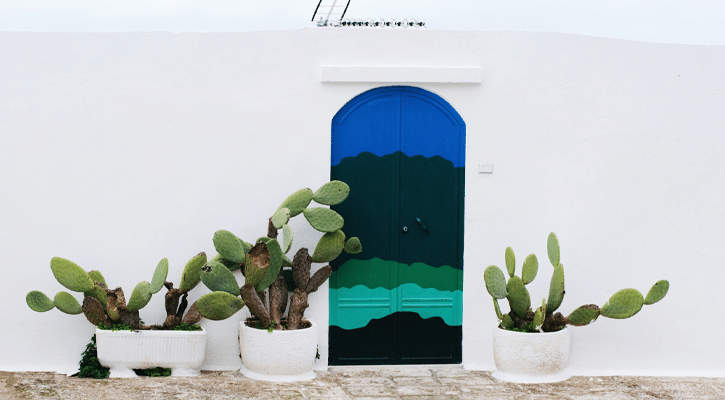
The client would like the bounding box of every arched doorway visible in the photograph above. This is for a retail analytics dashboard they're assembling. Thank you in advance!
[329,86,465,365]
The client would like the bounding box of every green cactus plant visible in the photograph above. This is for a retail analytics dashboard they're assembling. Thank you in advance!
[197,180,362,330]
[483,232,669,333]
[27,253,208,330]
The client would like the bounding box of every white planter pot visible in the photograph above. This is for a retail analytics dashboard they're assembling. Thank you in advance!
[239,319,317,382]
[492,326,571,383]
[96,328,207,378]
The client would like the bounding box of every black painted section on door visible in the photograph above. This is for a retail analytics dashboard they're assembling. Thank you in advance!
[329,311,462,365]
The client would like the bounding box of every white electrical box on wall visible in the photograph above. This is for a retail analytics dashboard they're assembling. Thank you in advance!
[479,164,493,173]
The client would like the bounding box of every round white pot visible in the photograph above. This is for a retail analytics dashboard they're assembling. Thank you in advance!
[492,326,571,383]
[96,328,207,378]
[239,319,318,382]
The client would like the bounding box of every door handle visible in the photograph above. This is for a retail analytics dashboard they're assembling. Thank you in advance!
[415,218,429,233]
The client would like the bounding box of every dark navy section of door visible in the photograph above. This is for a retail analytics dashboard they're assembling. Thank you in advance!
[329,86,465,365]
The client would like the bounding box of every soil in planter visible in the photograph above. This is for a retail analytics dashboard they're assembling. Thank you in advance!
[96,322,202,331]
[245,318,311,331]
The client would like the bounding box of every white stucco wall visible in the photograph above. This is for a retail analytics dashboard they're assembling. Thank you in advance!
[1,29,723,376]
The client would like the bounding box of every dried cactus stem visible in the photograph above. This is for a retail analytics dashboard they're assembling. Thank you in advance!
[161,286,188,329]
[287,288,309,330]
[241,284,272,328]
[307,265,332,293]
[292,248,311,290]
[268,274,288,330]
[541,312,570,332]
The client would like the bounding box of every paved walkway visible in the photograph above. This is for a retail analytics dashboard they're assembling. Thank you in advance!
[2,367,723,399]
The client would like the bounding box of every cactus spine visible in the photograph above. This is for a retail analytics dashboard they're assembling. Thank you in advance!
[483,232,669,332]
[197,180,362,330]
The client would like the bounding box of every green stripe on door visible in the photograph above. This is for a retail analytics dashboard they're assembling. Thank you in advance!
[331,258,462,292]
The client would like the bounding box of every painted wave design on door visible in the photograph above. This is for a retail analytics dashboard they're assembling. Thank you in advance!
[331,258,462,291]
[330,284,462,330]
[331,89,465,168]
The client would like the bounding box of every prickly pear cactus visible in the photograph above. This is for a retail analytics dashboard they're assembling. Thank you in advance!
[28,253,210,330]
[199,180,362,330]
[484,232,669,333]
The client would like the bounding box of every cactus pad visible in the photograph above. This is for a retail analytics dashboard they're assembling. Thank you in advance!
[644,280,669,305]
[505,247,515,277]
[82,296,107,326]
[484,265,508,299]
[254,237,284,292]
[201,261,240,296]
[311,230,346,263]
[54,291,83,315]
[87,270,107,289]
[84,283,108,310]
[126,281,152,312]
[547,264,565,313]
[303,207,344,233]
[150,258,169,294]
[500,314,514,330]
[568,304,600,326]
[600,288,645,319]
[196,291,245,321]
[213,230,247,264]
[211,254,242,271]
[506,276,531,318]
[493,298,503,320]
[282,224,293,254]
[312,180,350,205]
[26,291,55,312]
[343,237,362,254]
[50,257,94,293]
[522,254,539,285]
[533,308,545,328]
[179,252,206,293]
[547,232,560,267]
[278,188,314,217]
[244,242,270,287]
[271,208,291,229]
[534,298,547,328]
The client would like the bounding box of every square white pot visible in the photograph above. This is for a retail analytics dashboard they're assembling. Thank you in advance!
[96,328,207,378]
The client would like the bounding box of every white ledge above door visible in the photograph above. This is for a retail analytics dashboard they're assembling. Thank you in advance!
[320,66,481,83]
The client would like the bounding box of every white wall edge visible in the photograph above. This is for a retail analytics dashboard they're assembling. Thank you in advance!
[320,65,482,83]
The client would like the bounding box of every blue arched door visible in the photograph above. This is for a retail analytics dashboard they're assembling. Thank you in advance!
[329,86,465,365]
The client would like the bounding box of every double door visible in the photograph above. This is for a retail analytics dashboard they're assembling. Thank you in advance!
[329,86,465,365]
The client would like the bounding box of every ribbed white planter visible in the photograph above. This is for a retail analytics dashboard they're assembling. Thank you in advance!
[239,319,317,382]
[492,326,571,383]
[96,328,207,378]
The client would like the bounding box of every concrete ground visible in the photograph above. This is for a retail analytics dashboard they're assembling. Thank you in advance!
[2,366,723,400]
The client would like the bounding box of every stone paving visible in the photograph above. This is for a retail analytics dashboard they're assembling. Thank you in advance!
[2,366,724,399]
